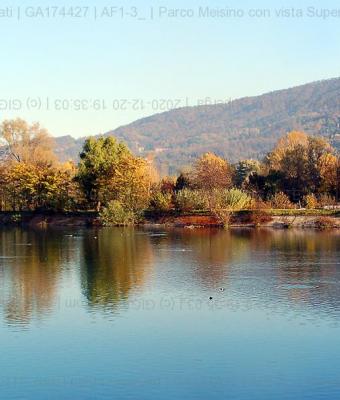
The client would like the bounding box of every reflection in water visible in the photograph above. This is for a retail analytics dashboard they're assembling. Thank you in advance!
[1,226,340,400]
[80,228,154,309]
[142,228,340,321]
[0,227,339,325]
[228,229,340,318]
[146,228,253,288]
[0,228,70,325]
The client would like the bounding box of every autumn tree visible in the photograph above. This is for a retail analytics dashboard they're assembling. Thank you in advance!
[318,153,339,195]
[0,118,57,167]
[266,131,336,200]
[279,144,308,198]
[3,162,80,211]
[101,154,152,213]
[306,136,334,192]
[266,131,308,170]
[0,119,80,211]
[192,153,233,191]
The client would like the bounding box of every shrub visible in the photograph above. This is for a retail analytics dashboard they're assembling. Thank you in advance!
[270,192,295,209]
[175,189,208,212]
[150,191,173,213]
[210,188,251,211]
[303,194,318,209]
[208,189,251,228]
[211,208,232,228]
[99,200,137,226]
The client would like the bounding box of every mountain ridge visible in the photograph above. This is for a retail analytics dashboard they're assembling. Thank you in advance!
[54,77,340,173]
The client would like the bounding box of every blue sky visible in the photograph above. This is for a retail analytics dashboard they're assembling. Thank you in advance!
[1,0,339,138]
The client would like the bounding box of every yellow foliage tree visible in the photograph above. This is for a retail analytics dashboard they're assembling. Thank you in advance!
[1,161,79,211]
[106,154,152,213]
[193,152,233,190]
[318,153,339,193]
[266,131,308,170]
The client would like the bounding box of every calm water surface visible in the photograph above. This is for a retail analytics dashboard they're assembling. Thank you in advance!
[0,227,339,400]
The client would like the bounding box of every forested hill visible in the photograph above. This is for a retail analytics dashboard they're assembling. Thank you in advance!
[55,77,340,173]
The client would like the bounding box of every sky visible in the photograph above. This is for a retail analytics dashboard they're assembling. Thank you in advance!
[0,0,340,138]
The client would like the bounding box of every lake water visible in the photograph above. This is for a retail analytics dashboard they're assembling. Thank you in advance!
[0,226,339,400]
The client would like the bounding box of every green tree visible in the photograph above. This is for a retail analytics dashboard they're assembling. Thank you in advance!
[77,137,131,209]
[77,137,151,213]
[235,159,261,188]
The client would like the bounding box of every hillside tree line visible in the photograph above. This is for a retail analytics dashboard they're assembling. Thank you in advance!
[0,119,339,224]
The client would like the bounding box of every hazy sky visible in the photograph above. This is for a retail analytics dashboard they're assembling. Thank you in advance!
[1,0,339,138]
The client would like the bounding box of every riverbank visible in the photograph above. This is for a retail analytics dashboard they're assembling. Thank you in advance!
[0,210,339,229]
[152,214,340,229]
[0,212,99,228]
